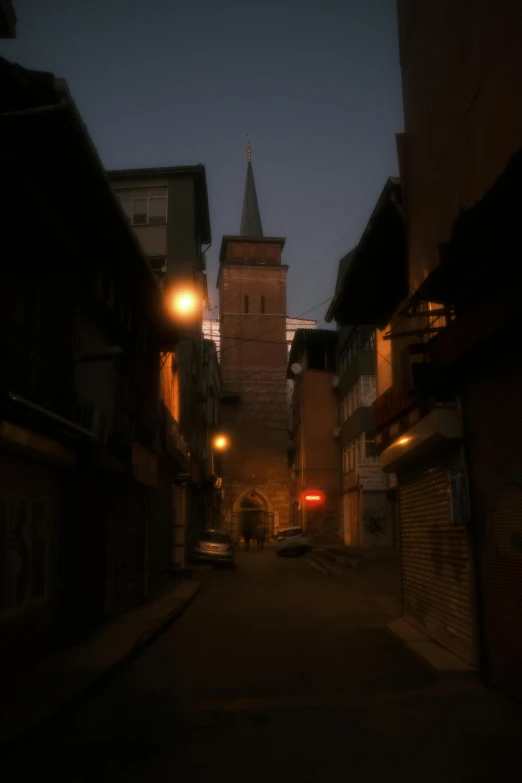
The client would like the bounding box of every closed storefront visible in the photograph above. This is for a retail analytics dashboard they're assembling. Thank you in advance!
[363,491,394,548]
[399,454,475,665]
[171,484,188,568]
[111,481,148,615]
[60,470,117,634]
[342,487,361,546]
[462,345,522,698]
[148,456,171,591]
[0,452,60,664]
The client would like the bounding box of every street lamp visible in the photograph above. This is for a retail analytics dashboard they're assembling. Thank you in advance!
[170,288,200,319]
[211,433,229,451]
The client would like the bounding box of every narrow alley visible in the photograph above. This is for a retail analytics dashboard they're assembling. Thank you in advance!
[6,549,522,782]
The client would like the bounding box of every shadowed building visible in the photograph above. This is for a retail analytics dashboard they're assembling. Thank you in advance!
[218,146,290,539]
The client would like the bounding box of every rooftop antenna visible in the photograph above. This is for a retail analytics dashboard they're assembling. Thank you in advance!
[246,133,251,162]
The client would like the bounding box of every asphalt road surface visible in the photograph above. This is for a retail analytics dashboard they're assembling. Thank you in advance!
[7,547,522,782]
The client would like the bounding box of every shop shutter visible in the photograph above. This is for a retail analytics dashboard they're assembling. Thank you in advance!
[399,460,474,664]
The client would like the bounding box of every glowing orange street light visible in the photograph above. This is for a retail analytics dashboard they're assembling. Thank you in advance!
[211,434,230,451]
[170,287,200,318]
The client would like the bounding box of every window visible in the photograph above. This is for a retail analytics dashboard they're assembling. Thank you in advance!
[115,188,168,226]
[341,375,377,423]
[339,327,362,375]
[343,434,366,474]
[365,438,379,462]
[261,295,265,314]
[360,375,377,407]
[200,531,231,544]
[244,295,249,314]
[363,331,376,352]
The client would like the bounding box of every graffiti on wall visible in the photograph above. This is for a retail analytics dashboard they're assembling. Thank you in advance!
[0,497,52,614]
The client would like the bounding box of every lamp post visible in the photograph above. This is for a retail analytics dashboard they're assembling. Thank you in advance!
[210,433,230,528]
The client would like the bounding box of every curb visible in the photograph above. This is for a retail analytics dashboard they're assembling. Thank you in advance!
[2,583,201,753]
[387,617,479,681]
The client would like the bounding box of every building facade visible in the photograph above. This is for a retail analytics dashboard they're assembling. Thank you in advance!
[389,0,522,696]
[218,147,290,540]
[1,58,178,663]
[327,240,399,549]
[107,165,213,563]
[330,0,522,697]
[287,330,340,541]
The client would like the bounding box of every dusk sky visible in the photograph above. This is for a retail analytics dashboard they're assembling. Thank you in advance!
[3,0,403,326]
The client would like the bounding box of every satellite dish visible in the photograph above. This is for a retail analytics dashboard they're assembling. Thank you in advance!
[291,363,302,375]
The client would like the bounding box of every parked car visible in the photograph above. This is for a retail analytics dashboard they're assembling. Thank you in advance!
[193,529,235,567]
[275,527,311,557]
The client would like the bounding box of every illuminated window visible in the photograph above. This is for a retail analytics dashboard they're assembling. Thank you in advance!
[115,188,168,226]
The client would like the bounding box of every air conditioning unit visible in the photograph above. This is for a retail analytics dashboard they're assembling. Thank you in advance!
[332,376,340,389]
[149,257,167,274]
[333,427,341,439]
[215,477,223,488]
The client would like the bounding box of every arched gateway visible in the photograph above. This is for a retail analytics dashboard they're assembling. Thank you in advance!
[229,489,276,541]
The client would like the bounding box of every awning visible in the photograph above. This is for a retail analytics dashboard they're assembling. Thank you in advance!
[412,146,522,308]
[326,178,407,329]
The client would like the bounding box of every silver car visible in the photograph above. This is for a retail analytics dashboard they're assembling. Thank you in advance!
[275,527,311,557]
[193,529,235,566]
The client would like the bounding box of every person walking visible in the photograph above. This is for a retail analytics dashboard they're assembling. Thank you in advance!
[256,520,266,550]
[242,519,253,552]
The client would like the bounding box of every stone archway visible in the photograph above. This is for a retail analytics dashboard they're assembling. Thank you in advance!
[234,490,271,539]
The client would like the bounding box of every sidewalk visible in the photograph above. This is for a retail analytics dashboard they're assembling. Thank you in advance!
[306,545,478,678]
[0,577,200,748]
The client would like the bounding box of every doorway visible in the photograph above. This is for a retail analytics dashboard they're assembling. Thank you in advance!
[239,492,268,538]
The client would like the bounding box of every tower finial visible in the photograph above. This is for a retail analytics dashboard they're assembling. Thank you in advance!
[240,136,263,236]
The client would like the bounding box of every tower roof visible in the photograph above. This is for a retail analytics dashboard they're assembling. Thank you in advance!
[240,144,263,237]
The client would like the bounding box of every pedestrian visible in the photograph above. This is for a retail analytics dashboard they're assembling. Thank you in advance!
[256,520,266,550]
[242,519,253,552]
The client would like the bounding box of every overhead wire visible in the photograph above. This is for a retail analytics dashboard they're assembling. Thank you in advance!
[216,296,334,357]
[286,228,355,290]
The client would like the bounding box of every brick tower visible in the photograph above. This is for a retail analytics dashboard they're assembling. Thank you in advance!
[218,146,290,539]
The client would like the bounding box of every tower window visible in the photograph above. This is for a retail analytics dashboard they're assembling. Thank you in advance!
[261,295,265,314]
[244,295,249,314]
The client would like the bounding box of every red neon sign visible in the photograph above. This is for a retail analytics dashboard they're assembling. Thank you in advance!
[302,489,325,505]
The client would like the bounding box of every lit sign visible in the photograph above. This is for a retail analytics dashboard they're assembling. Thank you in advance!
[302,489,325,505]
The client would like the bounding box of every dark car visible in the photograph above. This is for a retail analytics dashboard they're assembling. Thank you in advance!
[193,529,235,566]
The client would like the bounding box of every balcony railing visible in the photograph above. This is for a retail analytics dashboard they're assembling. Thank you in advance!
[372,383,420,431]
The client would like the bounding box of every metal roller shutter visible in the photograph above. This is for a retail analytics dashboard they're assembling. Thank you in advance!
[399,460,474,664]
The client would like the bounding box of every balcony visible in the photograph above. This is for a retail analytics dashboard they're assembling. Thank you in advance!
[372,377,460,457]
[373,383,420,426]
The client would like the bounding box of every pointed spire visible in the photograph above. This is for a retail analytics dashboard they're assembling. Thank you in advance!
[240,142,263,237]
